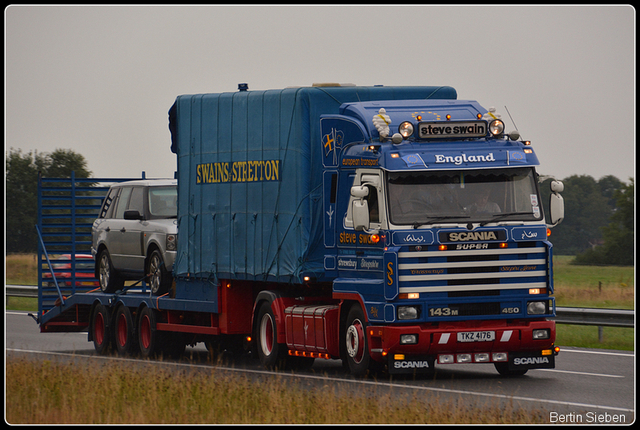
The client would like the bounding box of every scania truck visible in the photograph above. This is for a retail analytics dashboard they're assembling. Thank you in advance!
[37,84,564,376]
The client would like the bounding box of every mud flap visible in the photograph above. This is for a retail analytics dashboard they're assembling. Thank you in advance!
[508,351,555,371]
[388,355,436,375]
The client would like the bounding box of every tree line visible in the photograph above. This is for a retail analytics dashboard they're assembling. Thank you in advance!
[5,148,635,266]
[540,174,634,266]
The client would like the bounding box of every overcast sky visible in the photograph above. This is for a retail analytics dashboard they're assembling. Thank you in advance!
[5,5,635,182]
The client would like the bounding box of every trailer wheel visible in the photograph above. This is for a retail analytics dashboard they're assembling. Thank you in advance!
[114,305,138,356]
[147,249,171,296]
[344,304,371,377]
[97,249,123,293]
[138,307,163,358]
[256,301,285,369]
[91,304,112,355]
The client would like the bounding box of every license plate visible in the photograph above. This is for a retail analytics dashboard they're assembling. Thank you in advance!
[457,331,495,342]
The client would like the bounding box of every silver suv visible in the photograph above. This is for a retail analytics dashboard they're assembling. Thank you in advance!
[92,179,177,295]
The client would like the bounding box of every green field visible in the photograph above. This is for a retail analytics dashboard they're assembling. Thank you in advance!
[552,255,634,309]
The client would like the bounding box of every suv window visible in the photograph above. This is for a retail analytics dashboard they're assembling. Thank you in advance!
[149,186,177,218]
[114,187,133,219]
[99,187,119,219]
[129,187,145,215]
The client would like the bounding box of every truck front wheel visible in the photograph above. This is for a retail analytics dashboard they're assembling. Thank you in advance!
[256,301,285,369]
[344,304,372,377]
[494,362,528,377]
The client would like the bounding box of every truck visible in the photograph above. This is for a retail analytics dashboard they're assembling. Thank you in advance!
[36,84,564,376]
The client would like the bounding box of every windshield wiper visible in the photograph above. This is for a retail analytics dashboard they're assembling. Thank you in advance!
[479,212,534,227]
[413,215,470,229]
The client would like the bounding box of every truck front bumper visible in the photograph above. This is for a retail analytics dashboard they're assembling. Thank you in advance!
[367,318,557,373]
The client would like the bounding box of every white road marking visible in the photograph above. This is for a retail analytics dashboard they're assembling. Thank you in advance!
[537,368,624,378]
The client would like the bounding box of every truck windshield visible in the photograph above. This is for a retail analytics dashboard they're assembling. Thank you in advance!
[387,167,542,226]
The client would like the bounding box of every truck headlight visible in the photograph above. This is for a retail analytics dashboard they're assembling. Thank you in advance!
[527,301,547,315]
[532,329,550,340]
[397,306,420,320]
[400,334,418,345]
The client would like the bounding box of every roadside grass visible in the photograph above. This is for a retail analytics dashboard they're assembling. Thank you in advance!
[6,358,548,424]
[555,324,634,351]
[5,253,38,286]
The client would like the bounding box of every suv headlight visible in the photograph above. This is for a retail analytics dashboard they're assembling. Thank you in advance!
[166,234,177,251]
[397,305,420,320]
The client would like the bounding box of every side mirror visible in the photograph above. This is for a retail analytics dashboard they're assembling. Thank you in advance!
[351,185,370,231]
[350,185,369,199]
[353,199,370,231]
[549,193,564,226]
[550,180,564,193]
[548,180,564,226]
[124,210,143,220]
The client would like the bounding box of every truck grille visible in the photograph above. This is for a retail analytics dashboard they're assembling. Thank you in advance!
[397,242,548,294]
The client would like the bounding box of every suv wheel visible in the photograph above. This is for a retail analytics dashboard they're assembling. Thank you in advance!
[98,249,123,293]
[147,249,171,296]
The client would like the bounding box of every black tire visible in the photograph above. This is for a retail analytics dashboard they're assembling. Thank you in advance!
[138,306,163,358]
[114,305,138,356]
[147,249,171,296]
[344,304,372,377]
[255,301,287,369]
[97,249,123,293]
[494,362,528,377]
[91,303,112,355]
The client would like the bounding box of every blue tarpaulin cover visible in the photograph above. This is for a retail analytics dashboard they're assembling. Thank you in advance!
[169,86,457,284]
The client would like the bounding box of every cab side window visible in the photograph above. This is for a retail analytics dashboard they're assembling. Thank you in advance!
[364,184,379,223]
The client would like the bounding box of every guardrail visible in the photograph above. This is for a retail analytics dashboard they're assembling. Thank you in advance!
[7,284,634,326]
[555,307,634,328]
[6,285,40,298]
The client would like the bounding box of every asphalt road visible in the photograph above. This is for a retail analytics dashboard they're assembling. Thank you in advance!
[5,310,635,424]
